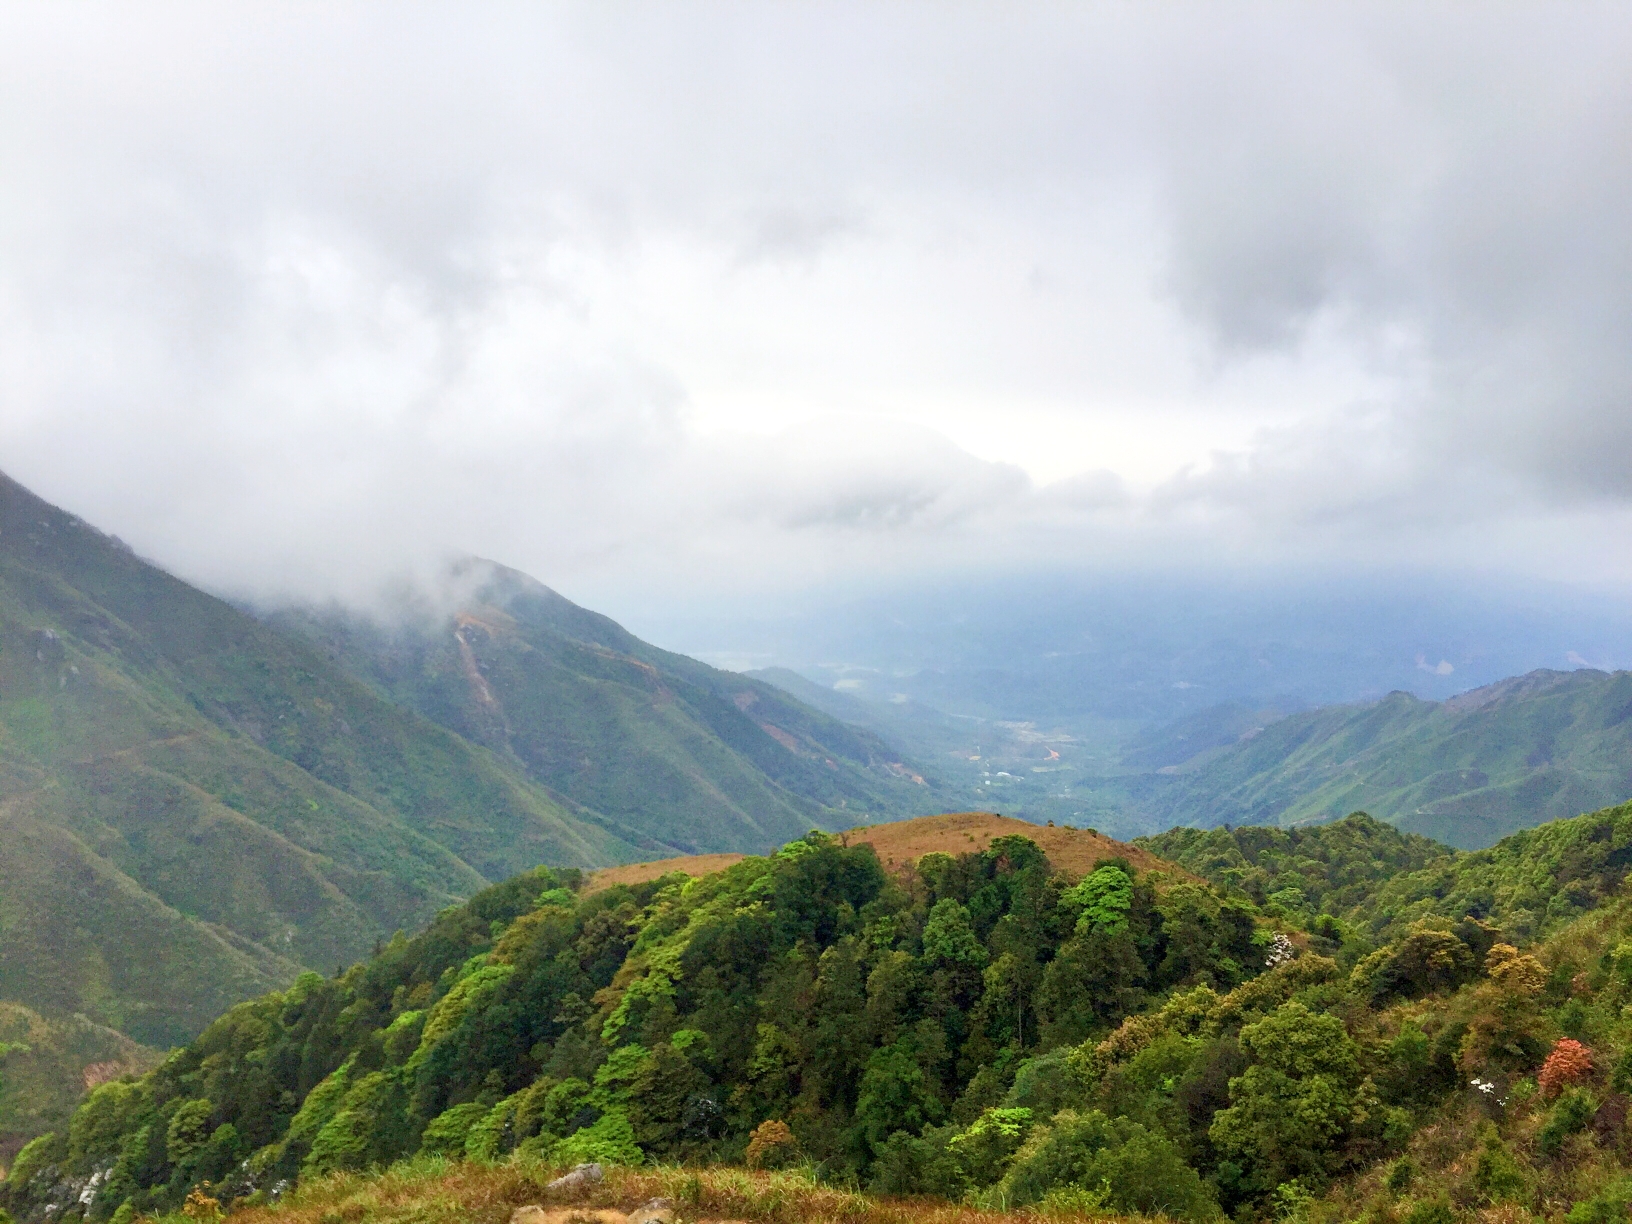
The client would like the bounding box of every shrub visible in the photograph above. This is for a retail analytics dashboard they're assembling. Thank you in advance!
[1566,1178,1632,1224]
[1471,1132,1527,1204]
[1402,1195,1456,1224]
[180,1187,221,1221]
[551,1108,642,1166]
[418,1102,488,1156]
[1538,1088,1597,1156]
[1540,1040,1595,1099]
[745,1120,800,1171]
[868,1127,965,1198]
[998,1109,1216,1222]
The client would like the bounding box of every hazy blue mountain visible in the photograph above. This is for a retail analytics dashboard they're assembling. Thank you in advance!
[634,571,1632,726]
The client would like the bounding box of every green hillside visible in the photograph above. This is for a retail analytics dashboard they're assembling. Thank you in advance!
[1138,812,1456,919]
[1145,802,1632,947]
[0,472,644,1047]
[24,805,1632,1224]
[271,562,941,856]
[0,1004,158,1166]
[1126,669,1632,847]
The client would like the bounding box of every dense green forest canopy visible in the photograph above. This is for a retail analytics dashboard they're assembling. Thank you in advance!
[1145,804,1632,946]
[17,801,1632,1224]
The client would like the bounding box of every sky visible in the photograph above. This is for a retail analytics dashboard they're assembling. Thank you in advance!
[2,3,1630,634]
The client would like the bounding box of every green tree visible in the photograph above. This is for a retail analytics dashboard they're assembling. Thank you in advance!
[854,1039,945,1156]
[1208,1000,1360,1193]
[998,1109,1216,1222]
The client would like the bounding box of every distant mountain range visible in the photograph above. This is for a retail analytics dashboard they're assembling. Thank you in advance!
[1122,668,1632,848]
[0,471,943,1063]
[753,663,1632,850]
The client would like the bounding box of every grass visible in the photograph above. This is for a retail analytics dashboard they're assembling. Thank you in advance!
[165,1159,1159,1224]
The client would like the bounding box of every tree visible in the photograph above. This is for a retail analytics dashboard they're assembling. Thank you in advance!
[1208,1001,1360,1193]
[854,1039,945,1156]
[998,1109,1216,1223]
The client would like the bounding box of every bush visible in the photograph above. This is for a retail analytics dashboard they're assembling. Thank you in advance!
[1539,1040,1595,1099]
[998,1109,1217,1222]
[745,1120,800,1171]
[1402,1195,1456,1224]
[551,1108,642,1166]
[1566,1179,1632,1224]
[418,1102,488,1156]
[1539,1088,1597,1156]
[1471,1132,1527,1204]
[868,1127,965,1198]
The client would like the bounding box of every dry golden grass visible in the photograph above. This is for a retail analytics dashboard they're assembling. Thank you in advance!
[586,812,1185,894]
[190,1159,1153,1224]
[586,855,750,894]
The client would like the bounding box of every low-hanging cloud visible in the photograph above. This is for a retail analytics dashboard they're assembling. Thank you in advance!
[0,2,1628,617]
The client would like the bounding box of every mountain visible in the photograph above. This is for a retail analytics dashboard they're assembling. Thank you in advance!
[22,802,1632,1224]
[0,471,949,1059]
[1120,668,1632,847]
[0,472,648,1046]
[268,564,941,858]
[0,1005,157,1167]
[1137,811,1455,918]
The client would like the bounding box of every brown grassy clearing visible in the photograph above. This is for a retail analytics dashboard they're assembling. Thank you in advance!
[202,1157,1141,1224]
[586,812,1182,894]
[587,854,751,893]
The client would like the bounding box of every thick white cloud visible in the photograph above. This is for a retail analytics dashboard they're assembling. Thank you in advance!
[0,2,1628,615]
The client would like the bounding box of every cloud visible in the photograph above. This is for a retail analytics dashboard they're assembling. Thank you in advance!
[1416,654,1455,676]
[0,3,1628,616]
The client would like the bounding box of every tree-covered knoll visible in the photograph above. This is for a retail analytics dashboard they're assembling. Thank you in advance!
[1138,813,1453,920]
[2,832,1270,1222]
[28,805,1632,1224]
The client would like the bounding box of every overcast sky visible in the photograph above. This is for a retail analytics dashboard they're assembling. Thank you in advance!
[2,3,1629,621]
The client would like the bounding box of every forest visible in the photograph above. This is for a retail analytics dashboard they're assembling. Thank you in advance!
[12,802,1632,1224]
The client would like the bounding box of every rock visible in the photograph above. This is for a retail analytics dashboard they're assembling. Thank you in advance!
[545,1163,605,1194]
[626,1198,673,1224]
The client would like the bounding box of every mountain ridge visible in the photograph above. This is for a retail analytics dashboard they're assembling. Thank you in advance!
[1122,665,1632,847]
[0,471,945,1066]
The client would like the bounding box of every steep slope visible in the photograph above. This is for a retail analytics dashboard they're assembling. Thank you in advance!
[1125,668,1632,847]
[0,1004,157,1165]
[273,562,943,856]
[0,472,640,1045]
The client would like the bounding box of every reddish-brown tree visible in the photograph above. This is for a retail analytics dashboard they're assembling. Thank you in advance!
[1538,1038,1595,1099]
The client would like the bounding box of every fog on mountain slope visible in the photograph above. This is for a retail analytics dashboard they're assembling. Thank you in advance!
[264,559,945,857]
[0,471,949,1064]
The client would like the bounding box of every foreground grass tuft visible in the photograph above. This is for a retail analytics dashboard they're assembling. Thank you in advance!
[147,1160,1157,1224]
